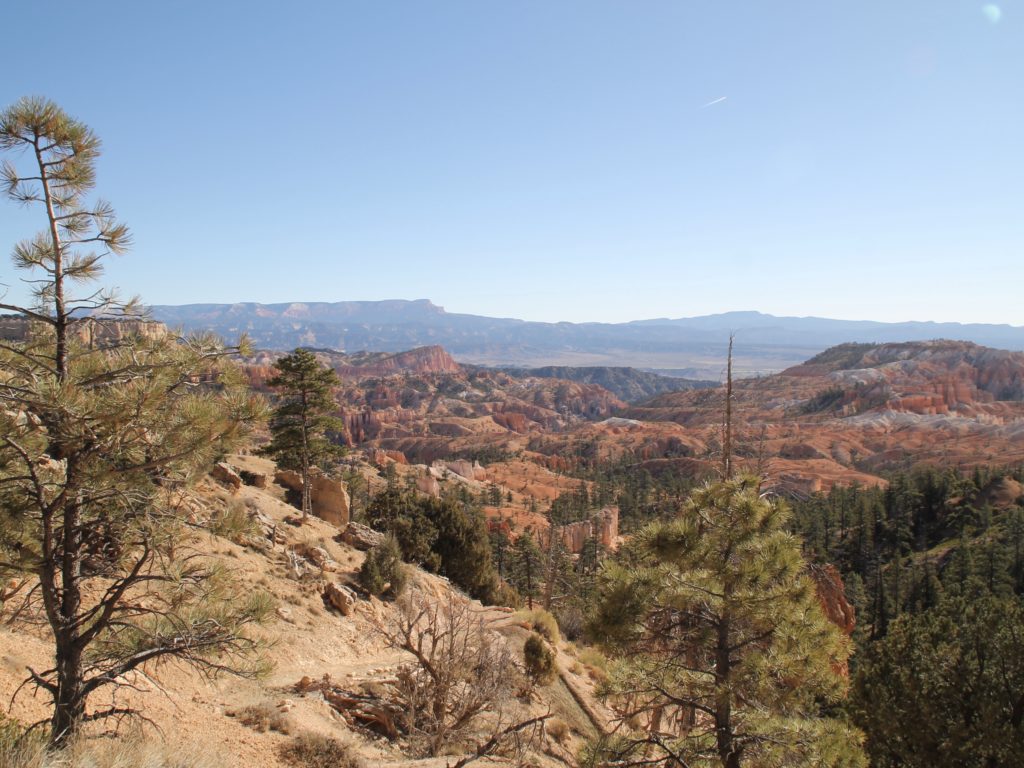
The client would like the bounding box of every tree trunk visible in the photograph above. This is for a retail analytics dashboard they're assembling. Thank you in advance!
[35,138,67,382]
[300,388,310,520]
[526,557,533,610]
[301,462,311,520]
[715,616,740,768]
[722,335,733,479]
[542,523,559,611]
[51,640,85,746]
[51,500,85,746]
[51,507,84,749]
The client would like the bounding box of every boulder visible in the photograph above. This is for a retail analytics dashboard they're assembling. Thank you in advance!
[310,473,350,527]
[274,469,350,527]
[415,474,441,497]
[323,582,357,616]
[274,469,303,492]
[340,522,386,550]
[212,462,242,492]
[299,545,339,572]
[445,459,477,480]
[253,510,286,545]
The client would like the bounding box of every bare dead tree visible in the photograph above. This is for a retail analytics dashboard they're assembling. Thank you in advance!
[379,588,538,759]
[722,333,734,479]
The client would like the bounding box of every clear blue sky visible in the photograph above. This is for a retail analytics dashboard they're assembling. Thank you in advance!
[1,1,1020,324]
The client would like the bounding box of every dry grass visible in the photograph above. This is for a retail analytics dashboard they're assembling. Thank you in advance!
[0,728,226,768]
[278,733,363,768]
[546,717,570,745]
[578,646,609,683]
[578,646,608,670]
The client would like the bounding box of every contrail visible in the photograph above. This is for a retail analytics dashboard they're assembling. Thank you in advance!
[700,96,728,109]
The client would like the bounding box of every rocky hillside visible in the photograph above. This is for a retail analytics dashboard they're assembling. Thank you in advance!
[0,454,609,768]
[497,364,715,402]
[623,340,1024,489]
[245,350,628,464]
[243,340,1024,507]
[247,345,461,382]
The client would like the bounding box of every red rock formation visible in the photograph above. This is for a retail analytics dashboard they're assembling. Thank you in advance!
[544,507,620,554]
[333,345,461,379]
[809,563,856,636]
[808,563,856,678]
[492,412,531,433]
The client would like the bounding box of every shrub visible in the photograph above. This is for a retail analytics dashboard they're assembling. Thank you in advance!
[210,498,261,544]
[229,702,293,734]
[383,590,521,757]
[358,535,408,600]
[547,717,570,745]
[516,608,561,644]
[578,646,609,683]
[491,579,522,609]
[578,646,608,671]
[279,734,362,768]
[523,632,556,685]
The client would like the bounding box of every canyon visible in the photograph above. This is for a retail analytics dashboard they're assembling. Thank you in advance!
[243,338,1024,540]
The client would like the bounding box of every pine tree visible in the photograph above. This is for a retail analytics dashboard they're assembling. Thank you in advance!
[586,476,865,768]
[851,595,1024,767]
[489,528,511,579]
[358,534,408,600]
[431,495,498,603]
[260,348,343,519]
[509,532,543,609]
[0,97,266,747]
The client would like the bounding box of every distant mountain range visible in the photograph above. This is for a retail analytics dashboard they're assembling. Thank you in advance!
[148,300,1024,379]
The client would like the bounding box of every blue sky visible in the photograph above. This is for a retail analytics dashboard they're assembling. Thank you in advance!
[1,1,1020,324]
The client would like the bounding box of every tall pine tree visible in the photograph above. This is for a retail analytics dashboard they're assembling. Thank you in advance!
[586,476,865,768]
[260,348,343,520]
[0,96,266,747]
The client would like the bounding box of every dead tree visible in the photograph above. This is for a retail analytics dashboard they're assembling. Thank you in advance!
[380,589,528,757]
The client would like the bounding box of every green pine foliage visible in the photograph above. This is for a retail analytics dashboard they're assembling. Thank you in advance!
[587,476,865,768]
[851,595,1024,768]
[523,632,556,685]
[431,495,500,602]
[507,531,543,609]
[366,489,500,603]
[787,467,1024,639]
[358,535,408,600]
